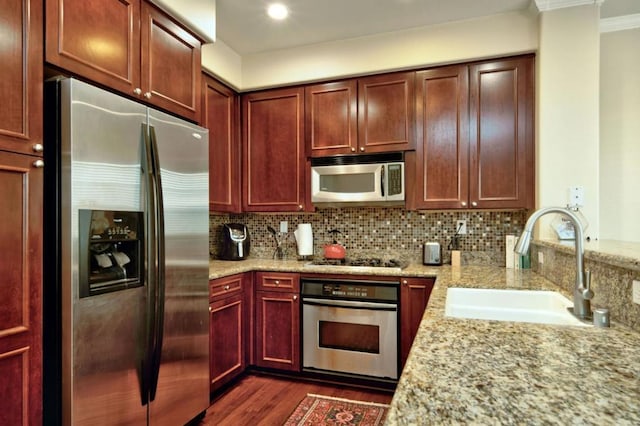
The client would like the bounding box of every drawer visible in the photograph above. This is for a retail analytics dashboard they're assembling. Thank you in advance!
[209,274,244,300]
[255,272,300,293]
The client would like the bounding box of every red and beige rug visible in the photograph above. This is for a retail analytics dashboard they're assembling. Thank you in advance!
[284,393,390,426]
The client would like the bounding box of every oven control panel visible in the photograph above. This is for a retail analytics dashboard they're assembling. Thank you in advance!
[301,280,398,302]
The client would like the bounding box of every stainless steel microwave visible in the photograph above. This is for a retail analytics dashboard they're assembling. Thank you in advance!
[311,153,405,205]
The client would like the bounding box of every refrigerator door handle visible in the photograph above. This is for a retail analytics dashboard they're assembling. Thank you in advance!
[148,125,166,402]
[140,123,157,406]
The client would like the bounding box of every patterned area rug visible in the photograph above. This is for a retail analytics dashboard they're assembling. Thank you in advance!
[284,393,390,426]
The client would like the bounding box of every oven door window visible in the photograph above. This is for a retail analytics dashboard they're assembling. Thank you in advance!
[318,321,379,354]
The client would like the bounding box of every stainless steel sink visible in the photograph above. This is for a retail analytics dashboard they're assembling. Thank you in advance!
[444,288,591,327]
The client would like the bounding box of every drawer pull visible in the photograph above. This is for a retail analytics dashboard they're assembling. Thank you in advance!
[275,280,280,285]
[224,285,230,291]
[208,306,212,312]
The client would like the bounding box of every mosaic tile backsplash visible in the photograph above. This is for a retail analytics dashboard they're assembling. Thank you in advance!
[210,208,527,266]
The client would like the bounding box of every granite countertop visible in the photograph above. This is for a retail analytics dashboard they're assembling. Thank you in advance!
[386,266,640,425]
[208,259,640,424]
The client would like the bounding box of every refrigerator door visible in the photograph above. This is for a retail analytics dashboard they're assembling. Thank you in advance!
[147,109,210,425]
[61,79,149,425]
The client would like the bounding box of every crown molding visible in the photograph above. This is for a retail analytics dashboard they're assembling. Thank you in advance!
[600,14,640,33]
[534,0,604,12]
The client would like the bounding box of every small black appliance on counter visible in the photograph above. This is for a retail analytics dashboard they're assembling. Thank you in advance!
[220,223,250,260]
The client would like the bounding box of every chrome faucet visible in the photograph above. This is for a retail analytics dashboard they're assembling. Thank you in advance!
[514,207,593,320]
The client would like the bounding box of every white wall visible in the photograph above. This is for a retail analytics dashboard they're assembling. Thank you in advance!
[203,10,538,91]
[599,28,640,242]
[536,4,601,241]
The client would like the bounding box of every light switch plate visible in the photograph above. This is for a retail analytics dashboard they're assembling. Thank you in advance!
[456,220,467,235]
[538,252,544,264]
[280,221,288,233]
[633,280,640,305]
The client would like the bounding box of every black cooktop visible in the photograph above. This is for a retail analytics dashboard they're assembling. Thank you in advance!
[308,257,407,269]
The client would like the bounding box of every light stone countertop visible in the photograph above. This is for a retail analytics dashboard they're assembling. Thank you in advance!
[208,259,640,424]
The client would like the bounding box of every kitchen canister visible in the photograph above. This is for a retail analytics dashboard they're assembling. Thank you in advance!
[294,223,314,257]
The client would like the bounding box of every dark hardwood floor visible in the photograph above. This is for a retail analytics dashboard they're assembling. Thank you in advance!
[199,373,394,425]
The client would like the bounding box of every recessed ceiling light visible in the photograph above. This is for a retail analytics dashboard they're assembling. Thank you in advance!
[267,3,288,20]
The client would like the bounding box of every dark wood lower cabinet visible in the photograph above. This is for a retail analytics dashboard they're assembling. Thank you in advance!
[209,274,249,392]
[255,291,300,372]
[400,277,435,366]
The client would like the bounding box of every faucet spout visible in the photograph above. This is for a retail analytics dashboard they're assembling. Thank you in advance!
[514,207,592,320]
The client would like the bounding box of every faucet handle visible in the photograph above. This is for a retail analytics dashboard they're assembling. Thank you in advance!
[582,269,594,300]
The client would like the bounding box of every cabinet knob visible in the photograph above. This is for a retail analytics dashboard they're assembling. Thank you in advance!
[402,280,408,286]
[133,88,142,95]
[351,147,356,152]
[298,204,303,211]
[224,285,230,291]
[144,92,152,99]
[33,160,44,168]
[208,306,212,312]
[275,280,280,285]
[293,295,298,301]
[359,147,365,152]
[32,144,44,153]
[461,201,467,207]
[471,201,478,207]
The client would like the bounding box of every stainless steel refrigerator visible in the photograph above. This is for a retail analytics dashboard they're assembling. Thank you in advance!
[43,78,210,425]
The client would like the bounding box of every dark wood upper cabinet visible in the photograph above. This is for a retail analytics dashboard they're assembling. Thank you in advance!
[46,0,202,122]
[358,72,415,153]
[0,0,43,156]
[305,80,358,156]
[409,55,534,210]
[202,74,241,213]
[469,56,534,209]
[140,2,201,122]
[242,87,307,212]
[306,72,415,157]
[410,65,469,210]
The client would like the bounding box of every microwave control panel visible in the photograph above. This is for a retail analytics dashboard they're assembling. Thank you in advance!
[387,164,402,195]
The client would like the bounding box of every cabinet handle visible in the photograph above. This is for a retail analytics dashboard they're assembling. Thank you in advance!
[33,160,44,168]
[293,295,298,301]
[32,144,44,153]
[471,201,478,207]
[133,88,142,95]
[298,204,303,211]
[351,147,356,152]
[402,280,408,286]
[144,92,152,99]
[224,285,230,291]
[208,306,212,312]
[359,147,365,152]
[461,201,467,207]
[275,280,280,285]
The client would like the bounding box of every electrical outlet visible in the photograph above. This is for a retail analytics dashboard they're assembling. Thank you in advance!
[456,220,467,235]
[633,280,640,305]
[280,221,288,233]
[538,252,544,264]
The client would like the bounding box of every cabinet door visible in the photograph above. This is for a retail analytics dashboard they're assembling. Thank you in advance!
[400,278,434,367]
[412,65,469,210]
[1,0,43,156]
[469,56,534,209]
[0,151,43,426]
[203,74,241,213]
[242,88,306,212]
[305,80,358,157]
[140,2,202,122]
[255,291,300,372]
[358,72,415,153]
[45,0,141,96]
[209,293,245,392]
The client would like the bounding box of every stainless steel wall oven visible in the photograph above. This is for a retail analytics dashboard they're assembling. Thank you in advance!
[301,277,399,381]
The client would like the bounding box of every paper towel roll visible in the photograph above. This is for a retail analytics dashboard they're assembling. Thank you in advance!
[294,223,313,256]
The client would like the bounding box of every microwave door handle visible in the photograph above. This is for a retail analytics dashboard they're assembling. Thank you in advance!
[381,165,385,197]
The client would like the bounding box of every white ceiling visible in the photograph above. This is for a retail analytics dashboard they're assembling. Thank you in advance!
[215,0,640,55]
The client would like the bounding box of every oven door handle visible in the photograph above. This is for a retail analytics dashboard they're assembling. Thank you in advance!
[302,298,397,311]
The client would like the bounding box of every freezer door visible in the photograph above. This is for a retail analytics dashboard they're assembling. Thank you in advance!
[147,109,210,425]
[62,79,149,425]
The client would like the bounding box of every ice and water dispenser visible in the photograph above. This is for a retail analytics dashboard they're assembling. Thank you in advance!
[78,210,144,298]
